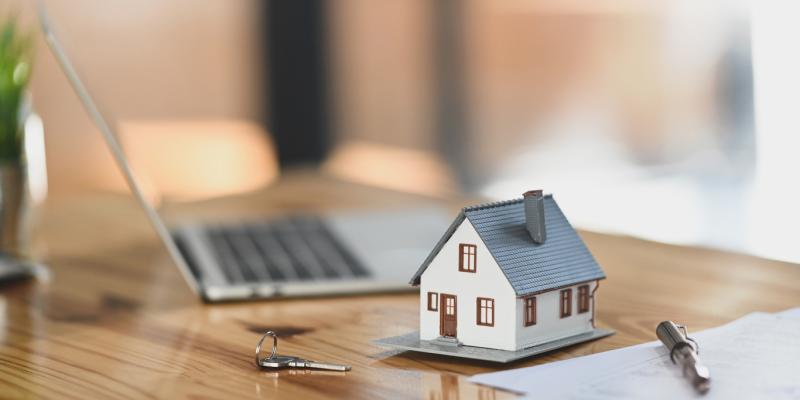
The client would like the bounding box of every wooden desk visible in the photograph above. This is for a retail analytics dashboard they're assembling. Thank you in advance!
[1,172,798,399]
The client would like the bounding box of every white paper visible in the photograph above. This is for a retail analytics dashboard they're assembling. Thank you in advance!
[470,308,800,399]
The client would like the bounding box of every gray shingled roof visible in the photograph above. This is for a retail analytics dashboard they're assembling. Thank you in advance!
[409,195,606,296]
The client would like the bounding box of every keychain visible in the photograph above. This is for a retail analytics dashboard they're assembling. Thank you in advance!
[254,331,352,372]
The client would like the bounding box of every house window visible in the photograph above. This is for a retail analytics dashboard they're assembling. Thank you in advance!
[445,296,456,315]
[578,285,590,313]
[560,289,572,318]
[524,297,537,326]
[476,297,494,326]
[427,292,438,311]
[459,244,477,272]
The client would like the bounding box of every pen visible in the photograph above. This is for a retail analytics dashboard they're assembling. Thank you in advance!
[656,321,711,394]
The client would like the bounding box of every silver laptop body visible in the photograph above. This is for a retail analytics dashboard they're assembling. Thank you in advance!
[38,2,449,301]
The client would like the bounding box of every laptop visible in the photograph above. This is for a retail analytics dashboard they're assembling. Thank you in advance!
[37,2,450,302]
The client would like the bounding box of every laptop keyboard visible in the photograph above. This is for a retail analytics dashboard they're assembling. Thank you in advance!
[204,216,370,284]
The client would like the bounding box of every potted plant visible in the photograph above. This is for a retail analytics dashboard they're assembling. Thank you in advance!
[0,16,34,266]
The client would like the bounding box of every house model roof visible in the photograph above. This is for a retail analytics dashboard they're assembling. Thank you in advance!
[410,195,606,296]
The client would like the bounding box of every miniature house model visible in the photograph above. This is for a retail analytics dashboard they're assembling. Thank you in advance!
[409,190,606,352]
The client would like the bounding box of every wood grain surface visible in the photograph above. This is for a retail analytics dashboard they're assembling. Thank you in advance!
[1,171,798,399]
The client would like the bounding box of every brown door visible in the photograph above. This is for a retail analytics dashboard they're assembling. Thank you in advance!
[440,294,457,337]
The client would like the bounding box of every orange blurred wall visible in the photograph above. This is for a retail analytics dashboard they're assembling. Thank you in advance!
[20,0,265,199]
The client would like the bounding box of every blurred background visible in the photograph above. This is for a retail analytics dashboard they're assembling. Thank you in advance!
[7,0,800,262]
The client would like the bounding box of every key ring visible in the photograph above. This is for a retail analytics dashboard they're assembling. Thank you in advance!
[255,331,278,366]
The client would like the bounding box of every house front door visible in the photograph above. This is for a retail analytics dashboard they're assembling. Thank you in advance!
[439,294,457,337]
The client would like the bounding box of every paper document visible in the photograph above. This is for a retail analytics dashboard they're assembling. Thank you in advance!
[470,308,800,399]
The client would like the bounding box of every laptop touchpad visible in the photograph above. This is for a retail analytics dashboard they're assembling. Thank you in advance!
[324,208,451,282]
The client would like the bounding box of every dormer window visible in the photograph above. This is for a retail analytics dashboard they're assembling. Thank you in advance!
[459,244,477,272]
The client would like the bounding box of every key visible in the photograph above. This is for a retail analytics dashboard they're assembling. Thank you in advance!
[258,356,294,368]
[286,357,352,371]
[254,330,352,372]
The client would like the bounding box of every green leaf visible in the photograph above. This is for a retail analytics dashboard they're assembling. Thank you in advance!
[0,16,33,161]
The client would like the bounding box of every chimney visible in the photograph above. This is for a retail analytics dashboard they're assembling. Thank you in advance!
[523,190,546,244]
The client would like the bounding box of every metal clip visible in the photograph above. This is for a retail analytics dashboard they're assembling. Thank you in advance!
[675,324,700,355]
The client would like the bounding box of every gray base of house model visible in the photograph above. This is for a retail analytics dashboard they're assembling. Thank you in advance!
[374,328,614,363]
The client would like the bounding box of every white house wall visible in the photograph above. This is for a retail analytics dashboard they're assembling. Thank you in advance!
[515,280,597,349]
[419,219,518,351]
